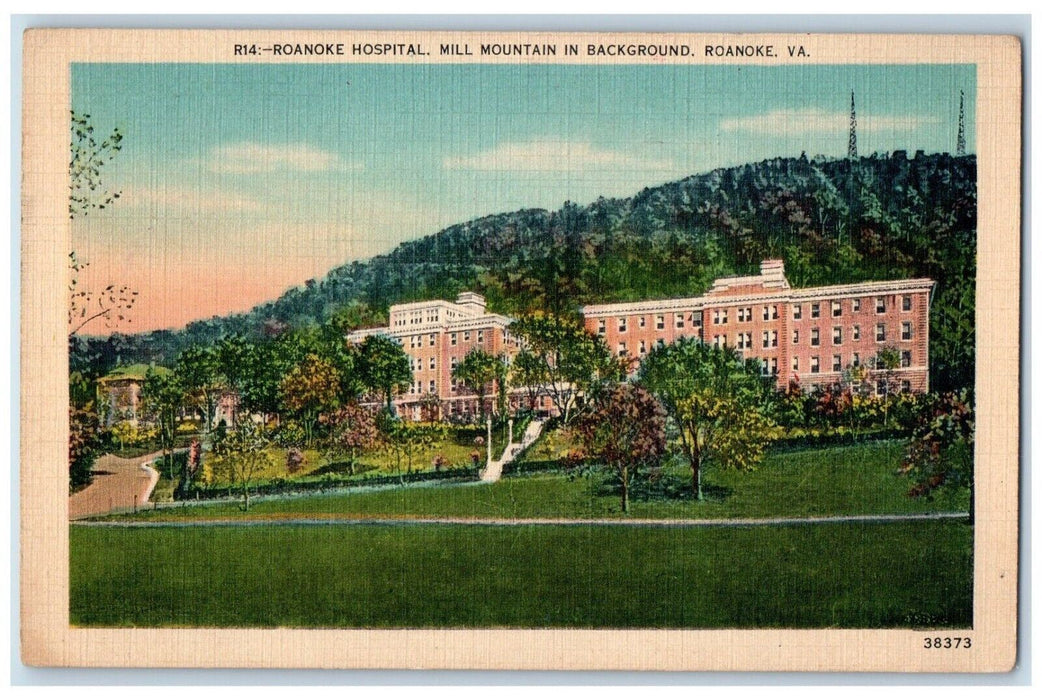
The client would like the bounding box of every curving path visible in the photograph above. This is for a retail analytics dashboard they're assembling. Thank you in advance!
[69,451,164,520]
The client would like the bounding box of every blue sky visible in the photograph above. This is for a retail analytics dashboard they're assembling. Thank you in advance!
[71,62,975,330]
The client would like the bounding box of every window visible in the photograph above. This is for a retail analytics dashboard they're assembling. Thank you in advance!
[762,306,770,322]
[852,353,860,367]
[770,357,778,375]
[617,342,627,357]
[831,300,842,317]
[738,307,751,322]
[901,380,912,393]
[675,313,685,329]
[429,334,436,347]
[429,380,436,393]
[715,335,726,348]
[477,330,484,343]
[656,315,665,330]
[429,357,436,370]
[771,305,779,320]
[852,298,861,312]
[876,296,886,314]
[793,304,803,320]
[792,329,800,344]
[638,316,646,329]
[770,330,778,347]
[760,358,769,375]
[901,322,912,341]
[810,356,820,374]
[792,356,799,371]
[451,357,459,370]
[811,303,820,319]
[450,332,457,346]
[832,355,842,372]
[639,340,647,355]
[618,318,627,333]
[876,323,886,342]
[833,327,843,345]
[656,338,666,349]
[713,309,727,325]
[737,332,751,349]
[902,295,912,311]
[597,320,605,335]
[852,325,860,341]
[810,328,820,346]
[901,350,912,368]
[762,331,770,349]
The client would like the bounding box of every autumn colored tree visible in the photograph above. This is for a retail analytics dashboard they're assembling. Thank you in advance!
[508,313,620,425]
[639,337,778,500]
[900,390,975,519]
[323,402,380,475]
[356,334,412,414]
[279,353,341,447]
[452,348,507,423]
[574,383,667,513]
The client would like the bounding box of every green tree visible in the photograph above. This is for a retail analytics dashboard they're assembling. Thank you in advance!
[69,404,100,490]
[508,313,619,425]
[452,348,507,424]
[140,367,184,479]
[356,334,412,414]
[175,345,224,437]
[279,353,341,447]
[509,346,547,412]
[639,337,777,500]
[574,383,667,513]
[211,420,274,511]
[871,345,902,424]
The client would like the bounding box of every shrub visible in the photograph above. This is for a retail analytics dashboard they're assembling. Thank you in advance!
[286,447,306,474]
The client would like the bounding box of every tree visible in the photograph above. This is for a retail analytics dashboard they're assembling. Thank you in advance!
[574,383,667,513]
[639,337,777,500]
[452,348,507,423]
[322,403,380,475]
[871,345,902,424]
[509,313,619,425]
[356,334,412,414]
[68,112,135,336]
[69,403,100,490]
[175,345,224,436]
[510,346,547,412]
[279,353,341,447]
[140,367,183,479]
[211,420,274,511]
[900,390,974,520]
[69,110,123,218]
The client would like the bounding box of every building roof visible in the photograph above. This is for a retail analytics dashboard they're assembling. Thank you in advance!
[97,364,172,383]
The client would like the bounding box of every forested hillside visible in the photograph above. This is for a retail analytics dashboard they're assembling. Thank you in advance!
[72,151,976,391]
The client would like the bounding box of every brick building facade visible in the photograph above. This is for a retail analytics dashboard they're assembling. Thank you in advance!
[581,260,934,394]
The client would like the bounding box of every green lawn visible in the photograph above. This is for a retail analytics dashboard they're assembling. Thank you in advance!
[69,519,972,628]
[108,441,969,522]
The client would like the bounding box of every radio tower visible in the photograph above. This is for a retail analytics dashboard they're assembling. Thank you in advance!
[848,91,858,159]
[956,89,967,156]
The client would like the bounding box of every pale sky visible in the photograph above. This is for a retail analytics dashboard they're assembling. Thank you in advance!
[71,62,976,332]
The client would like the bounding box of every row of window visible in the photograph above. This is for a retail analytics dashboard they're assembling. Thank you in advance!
[600,295,918,336]
[599,312,701,335]
[712,322,915,349]
[787,350,914,375]
[407,380,439,395]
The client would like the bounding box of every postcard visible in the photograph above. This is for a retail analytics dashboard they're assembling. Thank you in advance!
[20,29,1021,671]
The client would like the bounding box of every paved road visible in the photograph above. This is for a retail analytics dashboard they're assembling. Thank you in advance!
[69,451,163,520]
[75,511,969,528]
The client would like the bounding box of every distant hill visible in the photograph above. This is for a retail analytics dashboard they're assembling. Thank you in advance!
[72,151,977,391]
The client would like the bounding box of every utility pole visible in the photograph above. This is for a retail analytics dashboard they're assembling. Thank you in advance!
[848,90,858,159]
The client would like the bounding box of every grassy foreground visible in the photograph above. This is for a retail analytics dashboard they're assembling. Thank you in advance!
[103,442,968,522]
[70,519,971,628]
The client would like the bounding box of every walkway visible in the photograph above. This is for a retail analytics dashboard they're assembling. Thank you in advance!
[480,418,546,483]
[69,451,164,520]
[76,511,969,528]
